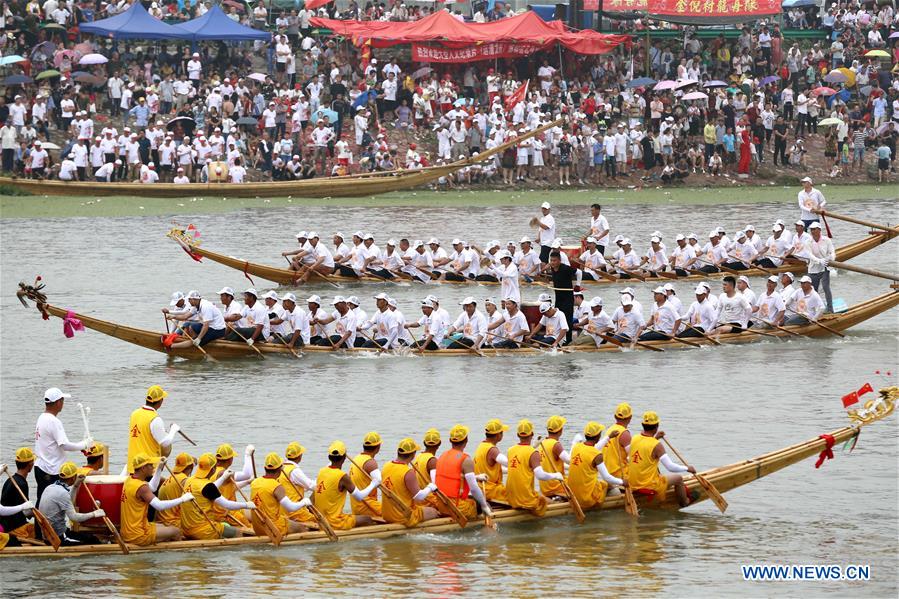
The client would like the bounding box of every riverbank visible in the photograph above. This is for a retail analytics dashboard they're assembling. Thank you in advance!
[1,184,896,219]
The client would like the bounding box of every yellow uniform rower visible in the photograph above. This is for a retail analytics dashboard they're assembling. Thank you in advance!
[0,447,37,542]
[313,441,378,530]
[279,442,316,524]
[249,453,310,536]
[77,442,106,477]
[126,385,181,473]
[602,402,633,480]
[506,420,564,517]
[628,412,696,507]
[568,422,626,510]
[156,452,194,528]
[210,443,252,528]
[434,425,493,520]
[120,453,193,545]
[538,415,569,498]
[473,419,510,504]
[349,432,383,517]
[412,429,441,511]
[380,438,439,527]
[181,453,254,540]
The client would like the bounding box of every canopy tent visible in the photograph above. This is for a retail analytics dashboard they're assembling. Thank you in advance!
[78,2,192,40]
[176,5,270,41]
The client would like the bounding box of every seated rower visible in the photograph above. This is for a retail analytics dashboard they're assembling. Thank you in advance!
[282,231,312,272]
[506,420,564,516]
[578,237,610,281]
[668,234,697,277]
[473,241,503,282]
[264,291,293,345]
[441,239,478,282]
[121,454,195,545]
[572,297,613,347]
[568,422,626,510]
[78,442,106,476]
[412,430,442,511]
[38,463,107,545]
[406,299,445,350]
[486,297,529,349]
[752,276,787,328]
[165,290,227,349]
[250,453,312,536]
[527,303,568,349]
[181,453,255,540]
[224,288,271,345]
[710,276,753,336]
[754,223,790,269]
[312,296,358,348]
[313,442,378,530]
[279,442,317,526]
[306,295,329,345]
[402,240,436,283]
[628,412,697,507]
[538,416,570,498]
[380,439,440,527]
[722,230,758,270]
[210,444,254,528]
[692,230,728,273]
[637,287,682,342]
[679,285,717,338]
[474,419,510,505]
[446,297,487,350]
[0,448,37,544]
[156,453,194,529]
[296,233,336,283]
[516,238,542,283]
[783,275,824,325]
[433,425,492,520]
[610,295,645,345]
[613,239,642,278]
[602,403,633,481]
[360,294,401,350]
[349,433,384,518]
[640,236,668,276]
[276,293,310,348]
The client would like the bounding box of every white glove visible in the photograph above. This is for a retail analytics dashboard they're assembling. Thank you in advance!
[426,483,438,492]
[247,338,254,346]
[571,433,585,445]
[192,337,201,347]
[21,501,34,511]
[474,473,488,482]
[170,424,181,435]
[297,498,312,509]
[92,509,106,519]
[83,437,94,449]
[821,259,829,267]
[245,444,255,455]
[158,456,167,465]
[553,473,565,481]
[244,501,256,510]
[224,469,234,479]
[484,506,493,517]
[180,493,196,503]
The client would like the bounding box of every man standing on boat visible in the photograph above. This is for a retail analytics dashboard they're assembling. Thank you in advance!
[535,202,556,263]
[33,387,92,506]
[797,177,825,229]
[126,385,181,474]
[804,222,836,313]
[546,250,577,344]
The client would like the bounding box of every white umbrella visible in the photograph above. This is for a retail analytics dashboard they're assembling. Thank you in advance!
[79,53,108,65]
[247,72,267,83]
[653,80,676,91]
[38,141,61,150]
[675,78,699,89]
[0,55,27,66]
[682,91,708,100]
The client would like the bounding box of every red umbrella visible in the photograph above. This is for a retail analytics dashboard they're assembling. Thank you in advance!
[812,86,837,97]
[53,49,75,68]
[223,0,245,11]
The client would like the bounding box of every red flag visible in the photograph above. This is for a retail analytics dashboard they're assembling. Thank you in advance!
[359,38,372,72]
[857,382,874,397]
[841,391,859,409]
[505,80,528,112]
[305,0,332,9]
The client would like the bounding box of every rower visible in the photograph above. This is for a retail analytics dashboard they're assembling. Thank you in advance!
[403,240,435,283]
[474,419,509,504]
[473,241,502,283]
[516,237,541,283]
[282,231,311,272]
[361,234,391,279]
[313,442,377,530]
[669,234,697,276]
[484,298,504,339]
[0,448,37,543]
[695,230,728,273]
[784,275,825,325]
[224,288,270,345]
[614,239,641,278]
[156,452,193,529]
[710,276,752,335]
[491,297,529,349]
[442,239,477,282]
[785,220,812,262]
[349,432,383,517]
[34,387,92,506]
[640,236,668,275]
[637,287,681,341]
[538,416,570,498]
[210,444,254,527]
[506,420,564,516]
[126,385,180,474]
[379,239,405,279]
[425,295,452,340]
[163,291,191,320]
[361,293,400,349]
[37,461,104,546]
[331,233,351,273]
[579,237,610,281]
[619,287,644,317]
[78,442,106,476]
[610,295,645,345]
[664,284,683,315]
[412,429,442,511]
[527,303,568,348]
[723,230,758,270]
[181,453,255,539]
[298,232,336,282]
[497,251,521,304]
[572,297,613,347]
[347,296,368,346]
[568,422,626,510]
[755,223,790,269]
[535,201,556,263]
[744,225,765,253]
[779,272,797,305]
[250,453,312,536]
[679,285,717,338]
[586,203,610,255]
[752,276,787,328]
[381,439,439,527]
[805,221,835,313]
[428,238,451,276]
[121,454,194,545]
[334,232,363,278]
[406,299,444,350]
[313,296,357,348]
[165,290,227,349]
[737,275,757,306]
[218,287,242,322]
[306,295,328,344]
[434,425,492,519]
[699,281,718,310]
[797,176,825,228]
[628,412,696,507]
[602,403,633,481]
[446,297,487,350]
[279,442,316,526]
[387,297,413,346]
[277,292,309,348]
[263,291,292,344]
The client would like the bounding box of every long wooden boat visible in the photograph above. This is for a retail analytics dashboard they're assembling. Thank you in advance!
[167,229,897,288]
[17,282,899,361]
[2,387,894,558]
[0,119,560,199]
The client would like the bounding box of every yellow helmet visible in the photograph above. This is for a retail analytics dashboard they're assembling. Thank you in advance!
[363,431,382,447]
[146,385,168,403]
[614,402,633,419]
[642,411,660,426]
[59,461,79,479]
[285,442,306,460]
[264,452,284,470]
[422,428,441,447]
[517,419,534,437]
[397,438,420,455]
[328,441,347,457]
[546,415,567,433]
[449,424,470,443]
[14,447,35,463]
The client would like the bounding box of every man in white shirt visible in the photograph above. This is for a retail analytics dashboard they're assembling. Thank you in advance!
[711,276,753,335]
[571,297,613,347]
[535,201,556,263]
[223,288,270,344]
[312,296,358,348]
[804,222,836,312]
[752,276,787,328]
[186,53,203,86]
[527,302,568,348]
[784,275,825,325]
[34,387,91,505]
[407,299,446,351]
[360,293,401,350]
[446,297,487,350]
[637,287,682,341]
[585,203,610,254]
[165,290,227,349]
[797,176,826,228]
[680,285,717,338]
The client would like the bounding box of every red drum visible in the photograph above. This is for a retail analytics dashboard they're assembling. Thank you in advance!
[76,475,126,527]
[561,245,582,264]
[521,302,541,329]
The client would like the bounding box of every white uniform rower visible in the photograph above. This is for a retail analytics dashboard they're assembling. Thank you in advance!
[360,293,401,349]
[572,297,613,347]
[753,276,787,328]
[713,277,753,334]
[784,275,825,325]
[497,251,521,304]
[579,237,609,281]
[34,387,92,505]
[669,234,697,276]
[447,297,487,349]
[682,285,717,337]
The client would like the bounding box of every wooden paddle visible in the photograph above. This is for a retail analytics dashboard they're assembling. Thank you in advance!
[757,319,801,337]
[681,323,722,346]
[696,257,740,276]
[734,326,782,339]
[590,268,620,282]
[408,461,467,529]
[826,260,899,283]
[646,328,703,348]
[161,461,223,539]
[649,269,679,280]
[235,484,283,546]
[81,483,129,554]
[280,473,338,542]
[485,330,536,351]
[595,331,665,353]
[616,266,647,282]
[1,465,60,551]
[785,308,845,338]
[525,335,573,353]
[536,438,585,524]
[615,442,639,518]
[813,209,899,235]
[660,437,727,514]
[273,332,302,359]
[344,455,413,520]
[227,325,267,359]
[359,328,389,353]
[364,268,405,286]
[284,256,342,289]
[477,479,497,530]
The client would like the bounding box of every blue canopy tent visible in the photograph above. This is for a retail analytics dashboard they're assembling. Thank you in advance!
[176,6,271,42]
[79,3,192,40]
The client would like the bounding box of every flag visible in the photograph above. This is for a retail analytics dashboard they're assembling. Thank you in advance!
[857,382,874,397]
[505,80,528,112]
[842,382,874,408]
[305,0,333,9]
[359,38,372,72]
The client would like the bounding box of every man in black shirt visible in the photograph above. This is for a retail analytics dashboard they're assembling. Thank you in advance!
[0,447,36,544]
[772,116,788,166]
[546,251,577,344]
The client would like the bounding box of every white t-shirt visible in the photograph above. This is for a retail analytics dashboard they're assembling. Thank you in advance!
[716,292,752,327]
[538,214,556,246]
[191,298,226,330]
[35,412,84,474]
[538,310,569,339]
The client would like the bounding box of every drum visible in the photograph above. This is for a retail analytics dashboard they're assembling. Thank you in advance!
[207,161,229,183]
[76,474,126,527]
[521,301,541,329]
[561,245,582,265]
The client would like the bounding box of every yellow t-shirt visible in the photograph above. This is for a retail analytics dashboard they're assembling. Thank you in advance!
[602,424,629,479]
[568,442,608,510]
[506,444,546,516]
[120,477,155,546]
[156,472,187,527]
[629,434,668,498]
[313,466,356,531]
[538,438,567,497]
[349,453,381,516]
[381,461,422,528]
[180,475,224,539]
[126,407,160,474]
[250,476,288,536]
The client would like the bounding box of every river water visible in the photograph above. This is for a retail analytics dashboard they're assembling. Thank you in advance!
[1,196,897,597]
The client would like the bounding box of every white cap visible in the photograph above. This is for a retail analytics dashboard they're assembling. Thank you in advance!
[590,297,603,308]
[537,293,552,302]
[307,231,319,239]
[488,240,501,249]
[218,286,235,296]
[296,230,308,239]
[772,224,784,232]
[614,235,625,243]
[652,286,666,294]
[170,291,184,306]
[503,296,518,304]
[675,234,685,242]
[687,233,698,240]
[695,285,707,294]
[620,296,633,307]
[282,292,297,303]
[717,226,726,234]
[619,287,636,296]
[539,302,552,313]
[307,294,322,304]
[386,239,396,246]
[386,297,397,308]
[428,237,440,245]
[709,230,719,239]
[736,230,747,239]
[244,288,258,297]
[799,275,812,284]
[44,387,72,403]
[800,176,812,183]
[347,296,360,306]
[420,299,434,309]
[520,236,532,244]
[333,231,344,239]
[363,233,374,241]
[767,275,779,283]
[331,295,346,305]
[745,224,755,232]
[540,201,551,209]
[738,276,750,287]
[425,294,439,303]
[353,230,365,239]
[663,283,675,292]
[550,239,562,249]
[263,290,279,301]
[650,236,660,244]
[782,272,795,281]
[652,230,663,238]
[374,292,390,301]
[186,290,201,300]
[484,297,497,306]
[795,220,805,227]
[809,222,822,230]
[459,296,476,305]
[586,236,597,244]
[451,238,462,245]
[498,250,512,259]
[621,238,632,246]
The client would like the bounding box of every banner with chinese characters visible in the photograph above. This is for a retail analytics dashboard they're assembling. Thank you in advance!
[648,0,781,17]
[411,42,543,63]
[604,0,648,10]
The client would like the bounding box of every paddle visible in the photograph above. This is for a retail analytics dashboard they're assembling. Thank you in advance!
[732,326,782,339]
[649,269,679,280]
[280,472,338,542]
[1,465,61,551]
[359,328,389,353]
[344,455,413,520]
[646,328,703,348]
[227,325,267,359]
[284,256,342,289]
[234,484,283,546]
[756,318,801,337]
[274,332,303,359]
[595,331,665,353]
[81,483,129,554]
[681,323,721,346]
[825,260,899,283]
[163,316,217,362]
[177,429,198,446]
[616,266,647,282]
[536,437,585,524]
[408,461,468,529]
[785,307,845,338]
[485,330,538,351]
[162,461,223,539]
[477,479,497,530]
[614,441,639,518]
[660,437,727,514]
[525,335,572,353]
[696,256,741,276]
[813,209,899,235]
[364,268,405,286]
[589,268,619,282]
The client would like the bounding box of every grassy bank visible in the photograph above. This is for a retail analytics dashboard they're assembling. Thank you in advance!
[1,184,895,219]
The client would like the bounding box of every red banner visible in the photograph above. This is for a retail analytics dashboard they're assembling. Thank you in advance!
[605,0,647,10]
[411,42,543,63]
[648,0,780,17]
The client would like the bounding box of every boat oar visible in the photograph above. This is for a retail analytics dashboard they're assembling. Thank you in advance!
[280,473,338,542]
[649,269,679,280]
[227,325,267,359]
[364,268,404,286]
[478,480,497,530]
[616,267,647,282]
[646,328,703,348]
[734,326,782,339]
[525,335,572,353]
[696,257,741,276]
[536,437,585,524]
[1,465,61,551]
[344,455,413,520]
[827,260,899,283]
[408,461,467,529]
[615,442,639,518]
[595,331,665,353]
[81,483,129,554]
[485,331,537,351]
[785,308,845,338]
[681,323,721,346]
[285,256,342,289]
[813,209,899,235]
[274,332,302,359]
[359,329,389,353]
[234,484,283,546]
[162,461,223,539]
[660,438,727,514]
[756,319,801,337]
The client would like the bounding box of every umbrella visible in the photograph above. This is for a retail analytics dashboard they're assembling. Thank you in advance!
[760,75,780,85]
[876,122,896,135]
[30,41,56,60]
[859,85,873,97]
[38,141,60,150]
[864,49,890,58]
[812,87,837,97]
[247,72,267,82]
[167,116,196,135]
[79,53,108,65]
[40,23,65,30]
[70,70,92,78]
[674,78,698,89]
[224,0,245,10]
[626,76,656,89]
[352,89,378,109]
[35,69,61,80]
[236,116,258,126]
[0,55,27,66]
[703,80,728,88]
[412,66,432,80]
[836,67,855,87]
[818,117,843,127]
[53,49,76,67]
[890,32,899,40]
[311,108,338,123]
[653,80,676,91]
[682,91,708,101]
[823,70,848,84]
[453,97,473,107]
[73,73,106,85]
[3,74,33,85]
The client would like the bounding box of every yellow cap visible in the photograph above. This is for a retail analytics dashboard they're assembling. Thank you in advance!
[546,415,567,433]
[173,452,195,473]
[397,438,420,455]
[642,411,660,426]
[196,453,216,478]
[614,402,633,419]
[328,441,347,457]
[517,419,534,437]
[422,428,441,447]
[584,421,605,438]
[285,442,306,460]
[264,452,284,470]
[15,447,35,463]
[82,441,106,458]
[449,424,470,443]
[363,431,382,447]
[485,419,510,435]
[59,461,79,479]
[215,444,235,461]
[146,385,168,403]
[130,453,159,472]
